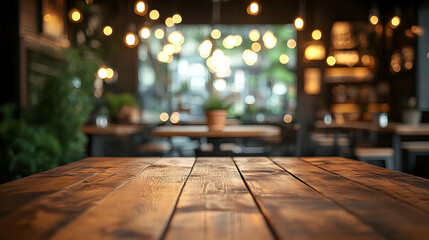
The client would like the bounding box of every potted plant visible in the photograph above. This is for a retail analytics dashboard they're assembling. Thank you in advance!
[402,97,421,125]
[204,94,231,131]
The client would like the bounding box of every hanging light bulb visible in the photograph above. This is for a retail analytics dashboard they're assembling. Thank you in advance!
[294,17,304,31]
[134,1,148,16]
[311,29,322,40]
[390,16,400,28]
[247,1,261,16]
[390,7,401,28]
[69,8,83,22]
[139,27,151,39]
[124,32,139,48]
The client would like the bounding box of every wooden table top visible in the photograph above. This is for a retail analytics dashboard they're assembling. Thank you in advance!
[81,124,144,136]
[152,125,281,138]
[1,157,429,240]
[315,120,429,135]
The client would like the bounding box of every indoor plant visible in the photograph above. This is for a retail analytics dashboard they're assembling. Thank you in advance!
[204,94,231,131]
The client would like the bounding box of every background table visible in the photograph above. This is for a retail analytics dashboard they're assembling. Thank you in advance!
[152,125,281,153]
[1,157,429,239]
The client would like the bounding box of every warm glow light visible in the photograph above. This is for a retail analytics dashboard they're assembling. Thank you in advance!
[304,68,321,95]
[251,42,261,52]
[149,10,160,20]
[105,68,114,79]
[369,15,379,25]
[103,26,113,36]
[294,17,304,31]
[279,54,289,64]
[211,29,221,39]
[139,27,151,39]
[247,2,260,15]
[69,9,82,22]
[213,79,227,92]
[163,44,175,55]
[242,49,258,66]
[199,39,213,58]
[327,56,336,66]
[287,39,297,49]
[223,35,237,49]
[333,51,359,67]
[262,31,277,49]
[390,16,400,28]
[154,29,164,39]
[234,35,243,46]
[97,67,107,79]
[124,32,138,47]
[134,1,147,16]
[249,29,260,41]
[170,112,180,124]
[168,31,184,44]
[427,52,429,59]
[160,112,169,122]
[304,44,325,60]
[172,14,182,24]
[43,14,52,22]
[283,114,293,123]
[165,17,174,27]
[312,29,322,40]
[157,51,173,63]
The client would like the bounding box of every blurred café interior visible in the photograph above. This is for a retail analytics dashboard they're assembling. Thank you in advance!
[1,0,429,182]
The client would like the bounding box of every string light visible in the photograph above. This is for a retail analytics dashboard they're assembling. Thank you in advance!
[294,17,304,31]
[311,29,322,40]
[69,8,82,22]
[124,32,139,48]
[134,1,148,16]
[103,26,113,36]
[247,1,261,16]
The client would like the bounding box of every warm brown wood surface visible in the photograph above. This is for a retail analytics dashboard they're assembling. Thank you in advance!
[81,124,144,136]
[1,157,429,240]
[151,125,280,138]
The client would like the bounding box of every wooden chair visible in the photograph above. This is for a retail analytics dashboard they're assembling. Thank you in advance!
[354,147,395,170]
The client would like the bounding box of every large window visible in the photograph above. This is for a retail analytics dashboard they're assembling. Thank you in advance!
[138,24,297,124]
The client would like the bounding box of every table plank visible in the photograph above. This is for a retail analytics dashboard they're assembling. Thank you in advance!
[301,157,429,215]
[0,158,158,240]
[272,157,429,239]
[233,157,384,240]
[49,157,195,240]
[0,157,129,217]
[164,157,274,240]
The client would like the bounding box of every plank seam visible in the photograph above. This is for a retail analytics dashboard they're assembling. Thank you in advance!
[268,157,392,240]
[232,157,281,240]
[299,157,429,216]
[159,157,197,240]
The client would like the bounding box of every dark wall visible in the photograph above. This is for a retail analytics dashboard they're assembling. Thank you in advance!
[0,1,20,105]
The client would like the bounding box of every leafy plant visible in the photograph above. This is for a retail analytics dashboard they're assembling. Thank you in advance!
[204,94,231,111]
[0,104,62,182]
[104,92,139,119]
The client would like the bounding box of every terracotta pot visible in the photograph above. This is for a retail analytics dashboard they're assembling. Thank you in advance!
[206,110,227,131]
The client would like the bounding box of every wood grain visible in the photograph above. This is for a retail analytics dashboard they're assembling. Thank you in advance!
[273,157,429,239]
[0,157,127,217]
[49,157,195,240]
[301,157,429,215]
[233,157,384,240]
[0,158,157,240]
[164,157,274,240]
